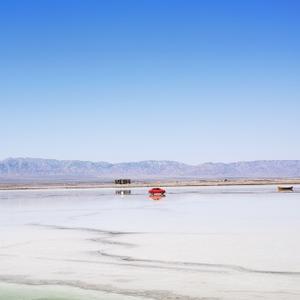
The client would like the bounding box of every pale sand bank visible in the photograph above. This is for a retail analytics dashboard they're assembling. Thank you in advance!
[0,282,144,300]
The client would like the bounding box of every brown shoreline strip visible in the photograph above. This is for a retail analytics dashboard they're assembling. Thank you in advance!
[0,178,300,191]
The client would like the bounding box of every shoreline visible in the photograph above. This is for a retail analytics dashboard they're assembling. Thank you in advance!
[0,178,300,191]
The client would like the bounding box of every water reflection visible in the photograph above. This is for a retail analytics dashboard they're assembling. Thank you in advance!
[115,190,131,195]
[149,194,165,201]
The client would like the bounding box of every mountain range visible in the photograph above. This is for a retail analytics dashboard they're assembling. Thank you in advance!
[1,158,300,182]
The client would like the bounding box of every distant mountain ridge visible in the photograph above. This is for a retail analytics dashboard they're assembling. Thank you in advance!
[1,157,300,181]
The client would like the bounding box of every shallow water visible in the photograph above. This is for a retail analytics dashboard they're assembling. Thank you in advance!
[0,185,300,300]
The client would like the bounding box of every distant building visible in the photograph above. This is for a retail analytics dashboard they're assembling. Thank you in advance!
[115,179,131,184]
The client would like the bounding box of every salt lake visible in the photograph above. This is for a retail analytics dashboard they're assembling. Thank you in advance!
[0,185,300,300]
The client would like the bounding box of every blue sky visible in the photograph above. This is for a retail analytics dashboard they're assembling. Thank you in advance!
[0,0,299,164]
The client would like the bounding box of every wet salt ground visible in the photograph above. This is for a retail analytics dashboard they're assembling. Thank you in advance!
[0,185,300,300]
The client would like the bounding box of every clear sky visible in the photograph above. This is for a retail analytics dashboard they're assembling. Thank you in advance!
[0,0,299,164]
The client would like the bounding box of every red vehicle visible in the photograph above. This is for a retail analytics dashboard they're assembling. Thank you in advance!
[148,187,166,195]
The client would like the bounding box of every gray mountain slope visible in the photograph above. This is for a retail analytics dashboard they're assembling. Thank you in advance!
[0,158,300,180]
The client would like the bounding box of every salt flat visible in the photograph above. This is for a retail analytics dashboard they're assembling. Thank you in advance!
[0,186,300,300]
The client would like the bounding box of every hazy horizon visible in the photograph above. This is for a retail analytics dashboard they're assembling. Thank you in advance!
[1,156,300,165]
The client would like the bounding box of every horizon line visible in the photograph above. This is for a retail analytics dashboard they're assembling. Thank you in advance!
[1,157,300,166]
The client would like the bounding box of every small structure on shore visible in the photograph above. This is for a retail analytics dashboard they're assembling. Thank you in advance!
[277,186,293,192]
[115,179,131,185]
